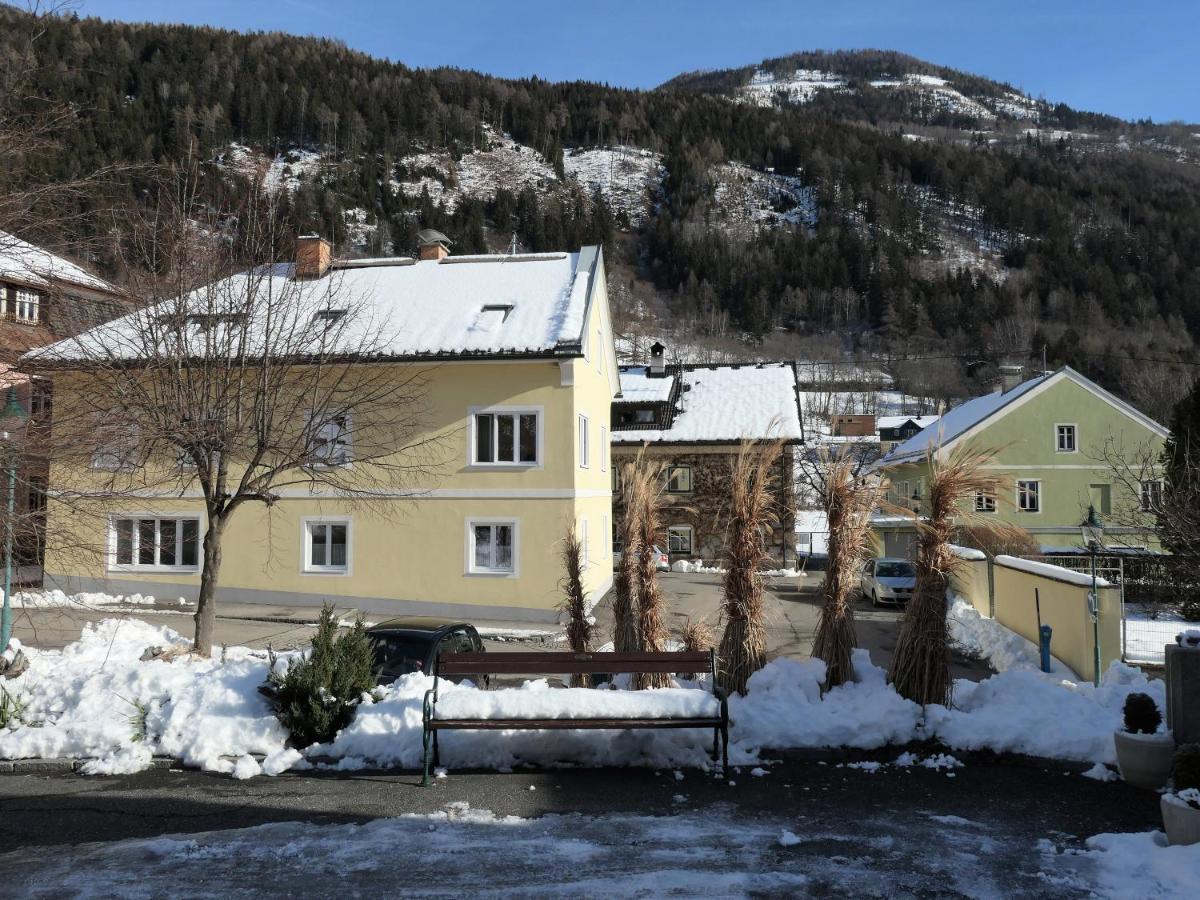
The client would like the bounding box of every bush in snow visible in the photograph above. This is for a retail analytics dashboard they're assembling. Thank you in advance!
[559,523,593,687]
[718,439,783,695]
[1172,744,1200,805]
[263,605,376,747]
[1122,692,1162,734]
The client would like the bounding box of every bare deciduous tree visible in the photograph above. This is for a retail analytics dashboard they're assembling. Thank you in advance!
[35,169,439,655]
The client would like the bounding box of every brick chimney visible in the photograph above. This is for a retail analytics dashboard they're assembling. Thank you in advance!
[417,228,452,261]
[295,235,332,279]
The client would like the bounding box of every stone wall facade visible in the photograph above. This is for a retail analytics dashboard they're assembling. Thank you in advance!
[611,444,797,569]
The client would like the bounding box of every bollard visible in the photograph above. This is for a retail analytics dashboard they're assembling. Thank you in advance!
[1039,624,1053,674]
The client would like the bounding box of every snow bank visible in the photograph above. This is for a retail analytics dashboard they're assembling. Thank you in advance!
[1042,831,1200,897]
[0,619,288,772]
[7,589,191,608]
[0,618,1166,776]
[671,560,724,574]
[948,596,1072,676]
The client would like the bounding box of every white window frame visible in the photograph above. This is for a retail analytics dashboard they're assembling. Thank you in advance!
[1016,479,1041,514]
[1055,423,1078,454]
[668,524,694,555]
[108,514,202,573]
[13,286,39,324]
[91,419,140,471]
[666,465,693,494]
[974,490,996,513]
[307,410,352,468]
[468,405,543,468]
[1140,479,1164,513]
[301,516,352,575]
[465,518,519,577]
[578,413,590,469]
[600,426,608,472]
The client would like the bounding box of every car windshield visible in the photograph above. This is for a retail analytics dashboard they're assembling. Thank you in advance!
[369,634,434,677]
[876,562,915,578]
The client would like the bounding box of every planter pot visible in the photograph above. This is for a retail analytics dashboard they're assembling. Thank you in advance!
[1161,794,1200,846]
[1113,730,1175,790]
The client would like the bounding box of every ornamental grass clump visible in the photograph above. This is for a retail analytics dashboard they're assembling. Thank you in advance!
[718,438,784,695]
[811,450,889,689]
[888,443,1002,707]
[612,459,643,655]
[1123,692,1163,734]
[678,617,715,680]
[633,455,671,689]
[263,603,377,748]
[559,523,593,687]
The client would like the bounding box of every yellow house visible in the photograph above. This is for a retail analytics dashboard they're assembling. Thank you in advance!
[28,238,618,623]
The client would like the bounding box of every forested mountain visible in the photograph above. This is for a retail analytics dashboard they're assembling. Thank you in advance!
[3,5,1199,418]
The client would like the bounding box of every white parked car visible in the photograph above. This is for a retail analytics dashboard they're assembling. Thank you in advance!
[860,558,916,607]
[612,541,670,572]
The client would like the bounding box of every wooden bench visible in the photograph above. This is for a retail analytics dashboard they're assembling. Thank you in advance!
[421,650,728,785]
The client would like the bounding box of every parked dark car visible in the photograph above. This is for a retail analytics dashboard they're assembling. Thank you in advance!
[366,618,486,686]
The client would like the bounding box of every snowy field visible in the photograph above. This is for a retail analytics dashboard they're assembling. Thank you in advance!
[1124,610,1194,664]
[0,801,1192,898]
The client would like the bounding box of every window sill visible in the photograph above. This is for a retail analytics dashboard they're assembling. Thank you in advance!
[465,569,518,578]
[302,567,350,576]
[108,565,200,575]
[467,463,542,471]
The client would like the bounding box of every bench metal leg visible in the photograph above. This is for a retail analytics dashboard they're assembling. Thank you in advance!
[421,727,432,787]
[721,726,729,776]
[433,729,440,768]
[712,727,719,768]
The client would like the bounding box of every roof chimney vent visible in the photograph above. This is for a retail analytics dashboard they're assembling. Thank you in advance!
[649,341,666,376]
[417,228,452,261]
[295,235,332,279]
[998,363,1024,394]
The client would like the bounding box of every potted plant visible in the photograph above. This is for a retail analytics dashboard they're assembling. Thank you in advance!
[1113,692,1174,789]
[1162,744,1200,846]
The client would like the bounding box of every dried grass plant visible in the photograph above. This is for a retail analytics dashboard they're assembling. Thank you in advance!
[888,443,1004,707]
[558,523,593,687]
[678,617,715,680]
[633,455,671,689]
[811,450,890,689]
[717,439,785,695]
[611,459,642,654]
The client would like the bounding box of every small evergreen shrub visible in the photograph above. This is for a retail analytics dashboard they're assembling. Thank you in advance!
[1171,744,1200,799]
[1122,692,1162,734]
[262,604,377,748]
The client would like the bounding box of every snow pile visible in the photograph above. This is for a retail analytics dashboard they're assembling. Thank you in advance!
[0,619,288,773]
[947,596,1072,675]
[7,589,190,609]
[1041,831,1200,898]
[671,560,724,574]
[435,681,719,720]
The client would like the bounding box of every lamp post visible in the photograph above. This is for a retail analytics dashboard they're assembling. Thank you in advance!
[1079,505,1105,687]
[0,385,29,654]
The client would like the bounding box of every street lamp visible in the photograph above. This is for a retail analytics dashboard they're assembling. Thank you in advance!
[0,385,28,654]
[1079,504,1105,687]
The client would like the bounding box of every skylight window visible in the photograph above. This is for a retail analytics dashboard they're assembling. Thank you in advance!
[314,309,347,326]
[480,304,514,323]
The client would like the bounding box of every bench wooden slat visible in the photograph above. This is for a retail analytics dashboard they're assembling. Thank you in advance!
[437,650,713,676]
[428,717,723,730]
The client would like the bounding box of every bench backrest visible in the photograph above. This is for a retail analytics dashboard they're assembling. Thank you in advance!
[436,650,713,677]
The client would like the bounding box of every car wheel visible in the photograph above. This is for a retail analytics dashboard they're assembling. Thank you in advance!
[871,590,879,608]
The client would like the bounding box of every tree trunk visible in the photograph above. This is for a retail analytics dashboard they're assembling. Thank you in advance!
[193,517,225,656]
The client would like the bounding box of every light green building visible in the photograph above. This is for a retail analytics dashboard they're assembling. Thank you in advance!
[873,367,1168,556]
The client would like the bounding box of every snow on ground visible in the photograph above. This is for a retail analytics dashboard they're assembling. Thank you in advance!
[868,74,996,121]
[218,144,325,194]
[1123,608,1193,665]
[740,68,848,107]
[6,588,190,609]
[0,608,1166,775]
[563,146,662,225]
[2,801,1189,898]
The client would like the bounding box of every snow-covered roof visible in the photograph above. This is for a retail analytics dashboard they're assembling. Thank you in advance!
[878,367,1166,466]
[616,367,675,402]
[26,249,602,364]
[612,363,802,444]
[0,230,116,294]
[877,415,939,431]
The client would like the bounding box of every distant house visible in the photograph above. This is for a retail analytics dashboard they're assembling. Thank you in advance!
[610,347,804,567]
[0,230,126,583]
[877,415,939,452]
[873,366,1167,557]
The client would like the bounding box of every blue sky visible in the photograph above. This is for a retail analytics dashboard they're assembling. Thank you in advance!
[79,0,1197,122]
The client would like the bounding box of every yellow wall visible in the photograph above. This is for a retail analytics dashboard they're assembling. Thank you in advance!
[43,265,618,622]
[950,553,1121,683]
